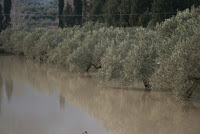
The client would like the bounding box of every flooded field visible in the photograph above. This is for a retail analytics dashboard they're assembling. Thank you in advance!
[0,56,200,134]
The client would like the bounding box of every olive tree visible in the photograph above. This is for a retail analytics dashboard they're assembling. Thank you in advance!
[23,28,46,59]
[150,6,200,99]
[34,29,67,62]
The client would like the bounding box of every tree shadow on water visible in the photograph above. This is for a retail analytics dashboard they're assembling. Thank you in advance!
[5,77,13,101]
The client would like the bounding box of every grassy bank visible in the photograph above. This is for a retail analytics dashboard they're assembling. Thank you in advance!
[0,7,200,100]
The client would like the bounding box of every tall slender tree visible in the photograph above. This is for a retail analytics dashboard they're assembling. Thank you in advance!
[0,4,3,32]
[104,0,121,26]
[129,0,152,27]
[3,0,12,29]
[73,0,83,25]
[82,0,89,23]
[63,1,74,27]
[89,0,106,23]
[58,0,64,28]
[118,0,131,27]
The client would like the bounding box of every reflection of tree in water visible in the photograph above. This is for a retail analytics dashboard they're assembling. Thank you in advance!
[0,56,200,134]
[0,74,3,114]
[5,78,13,101]
[59,94,65,110]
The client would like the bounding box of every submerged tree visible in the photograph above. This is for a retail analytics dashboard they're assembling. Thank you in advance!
[151,7,200,99]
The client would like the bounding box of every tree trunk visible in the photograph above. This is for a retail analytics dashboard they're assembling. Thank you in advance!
[142,78,151,91]
[86,63,101,72]
[186,76,200,98]
[86,64,92,72]
[185,82,198,98]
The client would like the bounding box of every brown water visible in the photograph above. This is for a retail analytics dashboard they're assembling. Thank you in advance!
[0,56,200,134]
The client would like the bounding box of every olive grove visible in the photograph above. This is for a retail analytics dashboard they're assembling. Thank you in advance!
[0,7,200,99]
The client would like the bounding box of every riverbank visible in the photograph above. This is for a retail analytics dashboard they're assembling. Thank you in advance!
[0,7,199,100]
[1,56,200,134]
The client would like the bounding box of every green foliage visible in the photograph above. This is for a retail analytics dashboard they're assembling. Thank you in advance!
[0,28,13,52]
[150,6,200,99]
[0,4,3,32]
[63,2,74,27]
[129,0,153,27]
[73,0,83,25]
[23,28,46,59]
[89,0,106,23]
[58,0,64,28]
[118,0,131,27]
[122,29,159,87]
[3,0,12,29]
[21,0,57,28]
[1,7,200,99]
[34,29,67,62]
[104,0,121,26]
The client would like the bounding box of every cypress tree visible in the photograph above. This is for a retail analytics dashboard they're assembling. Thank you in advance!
[150,0,200,26]
[58,0,64,28]
[104,0,121,26]
[129,0,153,27]
[3,0,12,29]
[82,0,89,23]
[64,2,74,27]
[0,4,3,32]
[73,0,82,25]
[89,0,106,23]
[118,0,131,27]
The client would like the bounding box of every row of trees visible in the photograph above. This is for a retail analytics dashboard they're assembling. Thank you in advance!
[1,6,200,100]
[0,0,12,32]
[59,0,200,27]
[0,0,59,31]
[22,0,58,28]
[59,0,83,28]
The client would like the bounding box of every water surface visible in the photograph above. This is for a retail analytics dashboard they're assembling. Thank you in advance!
[0,56,200,134]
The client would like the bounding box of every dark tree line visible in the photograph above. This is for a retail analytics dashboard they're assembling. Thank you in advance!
[59,0,200,28]
[58,0,83,28]
[0,0,12,32]
[0,4,3,32]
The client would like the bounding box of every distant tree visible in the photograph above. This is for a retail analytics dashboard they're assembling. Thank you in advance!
[3,0,12,29]
[118,0,131,27]
[10,0,25,28]
[104,0,121,26]
[58,0,64,28]
[0,4,3,32]
[82,0,89,23]
[150,0,200,26]
[129,0,152,27]
[151,0,174,25]
[138,8,152,27]
[73,0,82,25]
[89,0,105,23]
[63,2,74,27]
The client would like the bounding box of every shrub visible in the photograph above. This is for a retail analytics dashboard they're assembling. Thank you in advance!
[23,28,47,59]
[150,6,200,99]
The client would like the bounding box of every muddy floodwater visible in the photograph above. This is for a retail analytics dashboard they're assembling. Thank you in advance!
[0,56,200,134]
